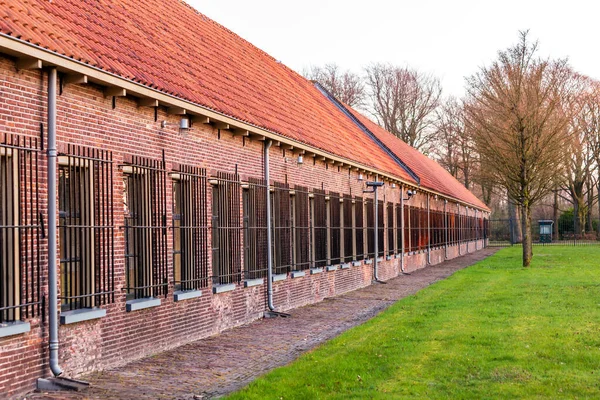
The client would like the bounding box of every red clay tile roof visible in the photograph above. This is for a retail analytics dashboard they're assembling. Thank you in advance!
[346,107,489,210]
[0,0,487,209]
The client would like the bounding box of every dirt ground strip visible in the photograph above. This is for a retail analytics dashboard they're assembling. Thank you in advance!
[24,248,498,400]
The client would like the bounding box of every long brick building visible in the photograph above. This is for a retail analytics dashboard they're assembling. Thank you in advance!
[0,0,489,396]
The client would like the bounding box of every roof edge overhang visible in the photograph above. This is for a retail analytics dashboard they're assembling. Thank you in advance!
[0,33,490,212]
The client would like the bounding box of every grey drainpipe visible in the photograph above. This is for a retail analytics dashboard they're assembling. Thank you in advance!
[374,185,380,281]
[427,194,431,265]
[458,204,463,256]
[475,209,478,250]
[400,185,405,272]
[47,67,63,377]
[264,140,275,311]
[444,199,448,260]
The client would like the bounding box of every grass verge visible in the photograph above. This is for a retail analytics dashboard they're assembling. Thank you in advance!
[227,247,600,399]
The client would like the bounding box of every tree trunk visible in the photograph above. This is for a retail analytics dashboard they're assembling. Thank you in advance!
[508,193,522,244]
[573,198,586,238]
[597,177,600,239]
[521,202,533,267]
[553,190,559,239]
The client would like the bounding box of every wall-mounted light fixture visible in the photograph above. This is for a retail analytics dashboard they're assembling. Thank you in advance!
[391,183,397,188]
[403,189,415,200]
[160,120,167,129]
[358,173,364,181]
[297,155,304,165]
[179,117,190,131]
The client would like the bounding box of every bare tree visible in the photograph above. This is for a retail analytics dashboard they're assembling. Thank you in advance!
[465,31,576,266]
[560,83,595,237]
[304,64,366,108]
[580,81,600,237]
[364,63,442,153]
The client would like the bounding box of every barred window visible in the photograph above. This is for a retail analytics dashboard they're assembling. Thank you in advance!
[329,192,341,265]
[395,204,403,253]
[59,145,114,311]
[293,185,310,271]
[123,155,168,300]
[366,198,375,258]
[243,178,268,280]
[273,182,292,275]
[0,135,40,323]
[211,172,242,285]
[377,200,385,258]
[312,189,328,268]
[342,194,353,263]
[355,196,365,261]
[409,206,419,252]
[172,165,209,291]
[387,202,394,255]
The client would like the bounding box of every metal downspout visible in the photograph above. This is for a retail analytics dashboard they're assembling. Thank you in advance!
[264,140,275,311]
[427,194,431,265]
[373,186,380,281]
[47,68,62,377]
[475,209,478,250]
[400,185,405,272]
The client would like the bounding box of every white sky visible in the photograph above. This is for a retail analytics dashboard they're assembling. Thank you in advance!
[188,0,600,97]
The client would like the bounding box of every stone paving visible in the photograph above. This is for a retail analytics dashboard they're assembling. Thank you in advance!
[25,248,497,400]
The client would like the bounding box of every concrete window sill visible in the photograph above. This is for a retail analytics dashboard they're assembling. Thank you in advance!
[364,259,373,265]
[352,261,361,267]
[244,278,264,288]
[341,263,351,270]
[395,254,402,259]
[377,256,384,262]
[126,297,161,312]
[291,271,305,278]
[0,321,30,338]
[326,265,338,272]
[386,255,393,261]
[212,283,236,294]
[174,290,202,302]
[310,267,323,275]
[272,274,287,282]
[60,308,106,325]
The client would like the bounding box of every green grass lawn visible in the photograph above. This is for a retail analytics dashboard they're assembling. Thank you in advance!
[228,247,600,399]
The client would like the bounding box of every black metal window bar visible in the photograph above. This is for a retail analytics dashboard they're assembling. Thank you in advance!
[483,217,489,239]
[377,200,385,258]
[313,188,328,268]
[211,171,242,285]
[329,191,341,265]
[419,207,428,251]
[242,177,268,280]
[408,205,418,252]
[58,144,114,311]
[272,181,292,275]
[387,202,394,255]
[355,196,365,261]
[366,198,375,259]
[293,185,311,271]
[395,204,403,254]
[0,134,41,323]
[172,165,209,291]
[122,154,168,300]
[342,194,353,263]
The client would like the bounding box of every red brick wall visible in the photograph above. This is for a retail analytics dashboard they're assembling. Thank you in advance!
[0,56,488,398]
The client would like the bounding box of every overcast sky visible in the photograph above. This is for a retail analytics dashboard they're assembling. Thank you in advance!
[188,0,600,97]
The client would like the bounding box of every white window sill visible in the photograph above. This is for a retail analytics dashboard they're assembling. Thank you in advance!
[352,261,361,267]
[310,267,323,275]
[174,290,203,302]
[126,297,161,312]
[60,308,106,325]
[341,263,351,270]
[212,283,236,294]
[0,321,30,338]
[326,265,339,272]
[365,259,373,265]
[244,278,264,288]
[272,274,287,282]
[291,271,306,278]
